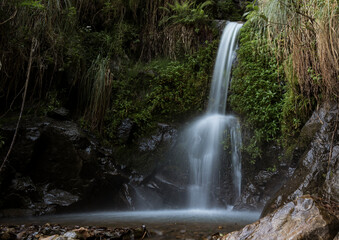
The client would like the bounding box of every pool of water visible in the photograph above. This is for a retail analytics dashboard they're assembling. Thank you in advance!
[1,209,260,239]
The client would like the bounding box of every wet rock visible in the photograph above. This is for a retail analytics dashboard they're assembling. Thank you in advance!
[63,231,77,238]
[234,167,291,211]
[219,197,339,240]
[214,20,227,33]
[73,227,91,239]
[40,235,62,240]
[0,227,16,240]
[47,107,70,121]
[117,118,135,144]
[262,102,339,217]
[138,123,177,152]
[0,117,136,215]
[43,189,79,207]
[324,145,339,203]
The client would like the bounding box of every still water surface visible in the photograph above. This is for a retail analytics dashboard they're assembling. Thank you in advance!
[1,209,260,239]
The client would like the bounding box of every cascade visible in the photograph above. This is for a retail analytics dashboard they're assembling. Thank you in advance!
[187,22,243,209]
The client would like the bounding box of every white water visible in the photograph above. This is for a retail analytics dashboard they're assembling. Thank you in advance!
[187,22,243,208]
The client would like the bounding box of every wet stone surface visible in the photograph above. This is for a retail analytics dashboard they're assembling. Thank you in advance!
[217,196,339,240]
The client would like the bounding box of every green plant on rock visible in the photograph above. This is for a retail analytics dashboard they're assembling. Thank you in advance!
[280,57,313,143]
[230,20,285,162]
[104,39,218,143]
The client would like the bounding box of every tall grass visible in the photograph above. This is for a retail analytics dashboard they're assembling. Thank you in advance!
[81,55,113,130]
[0,0,79,108]
[255,0,339,102]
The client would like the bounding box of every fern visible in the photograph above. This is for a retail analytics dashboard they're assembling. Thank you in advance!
[160,0,212,26]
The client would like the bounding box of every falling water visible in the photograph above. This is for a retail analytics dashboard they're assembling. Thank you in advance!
[187,22,243,209]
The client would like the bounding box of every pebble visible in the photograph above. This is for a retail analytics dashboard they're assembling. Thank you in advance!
[0,224,144,240]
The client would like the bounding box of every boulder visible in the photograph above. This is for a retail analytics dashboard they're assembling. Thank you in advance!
[219,196,339,240]
[262,102,339,217]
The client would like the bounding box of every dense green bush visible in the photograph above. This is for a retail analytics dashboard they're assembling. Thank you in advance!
[104,40,218,142]
[230,21,285,160]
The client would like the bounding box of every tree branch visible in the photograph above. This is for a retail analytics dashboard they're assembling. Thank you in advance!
[0,8,17,25]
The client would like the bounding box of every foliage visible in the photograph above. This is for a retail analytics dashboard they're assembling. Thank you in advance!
[0,0,80,107]
[230,21,284,160]
[104,40,218,142]
[157,0,215,60]
[280,56,314,142]
[253,0,339,103]
[81,55,113,130]
[215,0,243,21]
[160,0,212,26]
[0,0,221,147]
[231,0,338,162]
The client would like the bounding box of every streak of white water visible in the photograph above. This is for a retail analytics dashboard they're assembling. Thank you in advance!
[207,22,243,114]
[187,22,243,209]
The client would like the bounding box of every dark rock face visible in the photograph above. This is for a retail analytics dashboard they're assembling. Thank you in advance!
[28,125,82,184]
[262,102,339,217]
[0,117,134,216]
[119,123,186,209]
[0,115,183,216]
[219,197,339,240]
[117,118,135,144]
[234,166,295,211]
[47,107,70,121]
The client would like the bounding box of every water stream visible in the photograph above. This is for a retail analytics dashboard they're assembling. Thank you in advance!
[187,22,243,208]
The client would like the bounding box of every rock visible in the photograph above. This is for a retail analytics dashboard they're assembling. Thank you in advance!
[47,107,70,121]
[234,167,291,211]
[40,235,62,240]
[0,117,136,215]
[262,102,339,217]
[0,228,16,240]
[0,224,148,240]
[73,227,91,239]
[138,123,177,152]
[43,189,79,207]
[63,231,77,238]
[214,20,227,33]
[324,145,339,203]
[117,118,135,144]
[219,197,339,240]
[28,124,83,184]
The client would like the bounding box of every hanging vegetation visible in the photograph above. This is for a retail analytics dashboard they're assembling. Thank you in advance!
[230,0,338,161]
[252,0,339,102]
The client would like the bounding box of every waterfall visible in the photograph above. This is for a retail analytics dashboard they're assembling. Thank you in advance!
[187,22,243,209]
